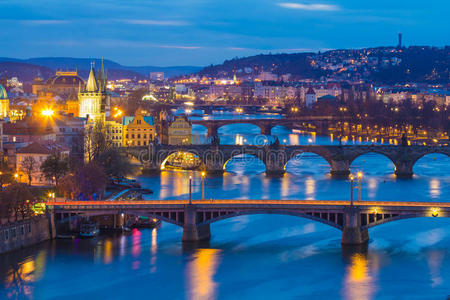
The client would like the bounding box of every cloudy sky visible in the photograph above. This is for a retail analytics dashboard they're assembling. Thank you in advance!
[0,0,448,66]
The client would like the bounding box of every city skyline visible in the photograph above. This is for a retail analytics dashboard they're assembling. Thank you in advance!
[1,0,449,66]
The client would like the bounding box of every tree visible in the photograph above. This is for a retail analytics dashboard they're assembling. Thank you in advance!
[98,147,135,181]
[75,161,107,200]
[58,174,78,199]
[2,183,34,221]
[20,156,37,185]
[40,153,69,186]
[84,120,114,162]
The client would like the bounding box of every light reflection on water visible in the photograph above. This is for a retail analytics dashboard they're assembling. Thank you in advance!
[0,118,449,299]
[185,248,222,300]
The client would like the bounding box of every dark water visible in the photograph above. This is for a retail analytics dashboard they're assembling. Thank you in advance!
[1,112,449,299]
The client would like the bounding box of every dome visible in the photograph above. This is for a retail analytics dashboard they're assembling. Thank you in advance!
[47,75,85,86]
[0,84,7,99]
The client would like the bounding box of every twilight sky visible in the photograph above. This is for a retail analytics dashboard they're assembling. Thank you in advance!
[0,0,448,66]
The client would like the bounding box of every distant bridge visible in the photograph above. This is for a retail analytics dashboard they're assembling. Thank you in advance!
[47,200,450,245]
[127,144,450,177]
[190,117,346,136]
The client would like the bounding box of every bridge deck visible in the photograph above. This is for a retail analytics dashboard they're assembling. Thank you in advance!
[46,200,450,209]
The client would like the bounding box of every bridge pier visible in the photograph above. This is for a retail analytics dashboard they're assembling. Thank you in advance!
[341,206,369,245]
[47,210,56,239]
[394,162,414,178]
[260,125,272,136]
[204,149,225,175]
[330,160,350,177]
[182,204,211,242]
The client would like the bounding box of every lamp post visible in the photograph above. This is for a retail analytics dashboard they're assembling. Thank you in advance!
[189,175,192,204]
[0,171,3,190]
[357,172,363,201]
[349,174,354,206]
[201,171,206,200]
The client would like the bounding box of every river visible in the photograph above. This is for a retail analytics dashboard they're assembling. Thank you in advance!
[0,111,449,299]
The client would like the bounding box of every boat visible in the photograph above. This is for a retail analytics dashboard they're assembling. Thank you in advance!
[133,217,162,228]
[79,222,100,238]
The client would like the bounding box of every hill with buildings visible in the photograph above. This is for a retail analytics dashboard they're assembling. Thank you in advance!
[198,46,450,84]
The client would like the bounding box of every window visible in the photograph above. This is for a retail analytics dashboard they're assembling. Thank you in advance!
[137,120,141,124]
[137,141,141,146]
[4,230,8,241]
[131,134,135,138]
[20,225,24,235]
[143,134,147,139]
[137,134,141,139]
[126,134,129,138]
[11,228,16,238]
[27,224,31,233]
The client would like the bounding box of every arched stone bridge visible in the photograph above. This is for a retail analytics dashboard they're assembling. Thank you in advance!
[190,117,345,136]
[127,144,450,177]
[47,200,450,245]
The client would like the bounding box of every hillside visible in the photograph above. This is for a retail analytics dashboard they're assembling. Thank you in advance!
[0,57,202,82]
[198,46,450,84]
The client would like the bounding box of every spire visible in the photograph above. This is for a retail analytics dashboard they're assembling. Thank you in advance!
[86,61,98,92]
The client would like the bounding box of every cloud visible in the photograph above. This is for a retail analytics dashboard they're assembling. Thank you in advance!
[121,19,190,26]
[278,2,340,11]
[21,19,71,25]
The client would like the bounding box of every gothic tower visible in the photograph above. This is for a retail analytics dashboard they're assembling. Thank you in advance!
[78,61,109,122]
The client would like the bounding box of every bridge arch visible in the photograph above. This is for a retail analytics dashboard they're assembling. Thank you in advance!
[197,210,344,230]
[412,152,450,175]
[217,122,265,135]
[349,151,397,175]
[222,153,266,174]
[160,150,203,171]
[284,151,331,174]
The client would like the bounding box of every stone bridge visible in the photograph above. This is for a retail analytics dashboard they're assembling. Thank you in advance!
[47,200,450,245]
[190,117,345,136]
[126,144,450,177]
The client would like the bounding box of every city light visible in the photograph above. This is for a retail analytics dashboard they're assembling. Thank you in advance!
[41,108,54,117]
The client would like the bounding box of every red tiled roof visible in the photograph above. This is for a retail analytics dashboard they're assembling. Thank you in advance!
[16,142,51,155]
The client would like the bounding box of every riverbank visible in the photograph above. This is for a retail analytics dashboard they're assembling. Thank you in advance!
[0,216,51,254]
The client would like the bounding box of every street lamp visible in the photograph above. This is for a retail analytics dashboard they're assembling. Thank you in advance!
[188,175,192,204]
[0,171,3,190]
[201,171,206,200]
[357,172,363,201]
[14,173,18,181]
[349,174,354,206]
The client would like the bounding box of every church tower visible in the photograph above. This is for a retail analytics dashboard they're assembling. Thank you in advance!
[0,83,9,119]
[78,61,109,122]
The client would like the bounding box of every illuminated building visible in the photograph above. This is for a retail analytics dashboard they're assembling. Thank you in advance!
[105,120,123,147]
[123,109,155,146]
[305,87,316,108]
[32,70,84,96]
[78,61,109,122]
[0,84,9,119]
[168,116,192,145]
[16,142,69,185]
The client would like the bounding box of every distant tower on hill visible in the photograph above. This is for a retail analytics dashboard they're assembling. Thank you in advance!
[397,32,402,49]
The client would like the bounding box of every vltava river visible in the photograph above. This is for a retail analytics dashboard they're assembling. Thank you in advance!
[0,111,449,299]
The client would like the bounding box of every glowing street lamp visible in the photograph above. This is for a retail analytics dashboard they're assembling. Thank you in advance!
[357,172,363,201]
[189,175,192,204]
[349,174,354,206]
[201,171,206,200]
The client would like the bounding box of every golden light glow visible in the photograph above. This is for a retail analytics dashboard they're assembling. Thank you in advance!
[357,172,363,179]
[41,108,54,117]
[431,208,439,217]
[201,171,206,177]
